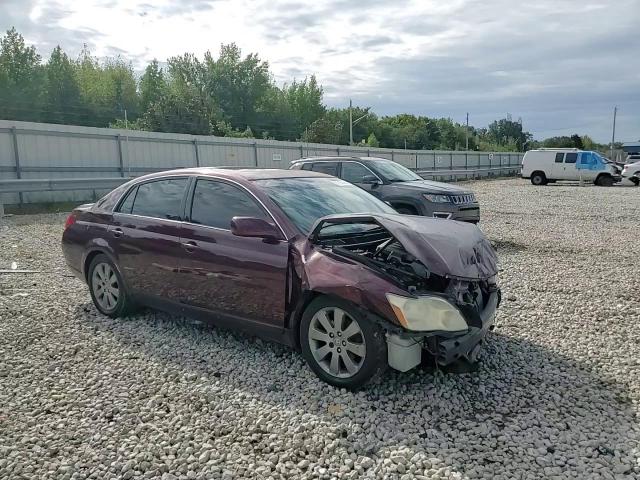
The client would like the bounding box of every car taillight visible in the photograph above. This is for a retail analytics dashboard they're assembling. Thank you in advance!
[64,214,76,230]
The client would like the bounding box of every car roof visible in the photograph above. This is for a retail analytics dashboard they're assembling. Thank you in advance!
[291,156,390,164]
[133,167,332,182]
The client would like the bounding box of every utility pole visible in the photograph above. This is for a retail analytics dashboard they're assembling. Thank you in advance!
[465,112,469,150]
[348,99,371,146]
[349,99,353,146]
[610,106,617,161]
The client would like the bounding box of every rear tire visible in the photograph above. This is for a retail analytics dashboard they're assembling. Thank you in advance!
[530,172,547,186]
[300,296,387,390]
[87,254,136,318]
[596,175,614,187]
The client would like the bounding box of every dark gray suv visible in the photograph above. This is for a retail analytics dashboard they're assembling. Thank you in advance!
[290,156,480,223]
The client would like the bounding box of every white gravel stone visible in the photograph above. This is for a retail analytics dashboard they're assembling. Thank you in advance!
[1,179,639,479]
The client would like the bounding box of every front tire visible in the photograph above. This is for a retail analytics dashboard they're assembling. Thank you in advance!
[87,254,136,318]
[395,206,418,215]
[596,175,614,187]
[300,296,387,390]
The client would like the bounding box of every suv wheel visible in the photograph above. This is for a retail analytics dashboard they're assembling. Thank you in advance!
[88,254,136,318]
[395,206,418,215]
[300,296,387,390]
[530,172,547,186]
[596,175,614,187]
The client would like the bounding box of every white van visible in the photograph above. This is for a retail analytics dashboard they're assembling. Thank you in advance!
[521,148,621,186]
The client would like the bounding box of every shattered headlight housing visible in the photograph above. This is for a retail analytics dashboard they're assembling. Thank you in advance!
[423,194,450,203]
[386,293,468,332]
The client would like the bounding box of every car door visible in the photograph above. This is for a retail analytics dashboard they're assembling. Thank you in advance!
[179,177,289,328]
[340,161,383,197]
[563,152,579,180]
[109,177,189,303]
[551,152,566,179]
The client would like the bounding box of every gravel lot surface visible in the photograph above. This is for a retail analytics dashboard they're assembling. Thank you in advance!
[1,178,639,480]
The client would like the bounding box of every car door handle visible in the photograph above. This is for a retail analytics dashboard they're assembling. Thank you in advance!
[181,240,198,252]
[111,227,123,238]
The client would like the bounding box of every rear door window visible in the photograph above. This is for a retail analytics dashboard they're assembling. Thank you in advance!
[341,162,373,183]
[130,178,188,220]
[189,179,268,230]
[311,162,339,176]
[555,153,564,163]
[565,153,578,164]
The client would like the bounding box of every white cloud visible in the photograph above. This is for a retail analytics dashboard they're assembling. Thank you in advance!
[1,0,638,142]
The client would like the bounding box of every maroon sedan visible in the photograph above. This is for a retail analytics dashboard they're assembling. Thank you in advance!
[62,168,500,389]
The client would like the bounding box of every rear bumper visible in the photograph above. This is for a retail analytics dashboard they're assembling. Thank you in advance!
[435,290,499,365]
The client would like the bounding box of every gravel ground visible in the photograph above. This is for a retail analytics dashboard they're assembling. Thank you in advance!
[1,178,639,480]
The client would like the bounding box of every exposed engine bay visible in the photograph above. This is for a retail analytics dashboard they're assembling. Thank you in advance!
[314,222,497,316]
[308,213,502,372]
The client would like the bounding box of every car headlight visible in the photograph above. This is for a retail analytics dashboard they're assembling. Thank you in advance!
[386,293,468,332]
[423,194,450,203]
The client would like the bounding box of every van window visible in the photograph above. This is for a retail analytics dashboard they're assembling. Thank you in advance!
[555,153,564,163]
[565,153,578,164]
[580,152,594,165]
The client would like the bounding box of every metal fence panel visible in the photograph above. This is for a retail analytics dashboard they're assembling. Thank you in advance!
[0,120,523,206]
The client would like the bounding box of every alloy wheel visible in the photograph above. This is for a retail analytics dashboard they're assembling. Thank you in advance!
[308,307,366,378]
[91,262,120,312]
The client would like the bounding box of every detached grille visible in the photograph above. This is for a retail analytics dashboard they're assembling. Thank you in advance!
[450,194,476,205]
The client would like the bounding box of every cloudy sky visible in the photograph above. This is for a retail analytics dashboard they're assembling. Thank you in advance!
[1,0,638,142]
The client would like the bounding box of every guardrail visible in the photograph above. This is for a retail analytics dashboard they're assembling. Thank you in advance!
[416,165,519,178]
[0,177,129,194]
[0,165,521,215]
[0,177,130,216]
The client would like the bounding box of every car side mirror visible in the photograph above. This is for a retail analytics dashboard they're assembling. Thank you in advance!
[362,175,381,185]
[231,217,281,240]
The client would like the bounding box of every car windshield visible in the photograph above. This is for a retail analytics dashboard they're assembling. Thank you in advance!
[254,177,396,234]
[368,160,421,182]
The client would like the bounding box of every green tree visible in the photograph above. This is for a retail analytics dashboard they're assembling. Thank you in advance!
[366,132,380,147]
[486,116,531,151]
[0,27,45,121]
[255,85,296,140]
[137,53,218,135]
[139,59,166,112]
[203,44,270,130]
[302,109,344,144]
[74,47,139,126]
[283,76,325,136]
[378,114,440,149]
[43,46,83,124]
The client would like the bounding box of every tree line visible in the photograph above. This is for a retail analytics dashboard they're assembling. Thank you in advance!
[0,27,611,153]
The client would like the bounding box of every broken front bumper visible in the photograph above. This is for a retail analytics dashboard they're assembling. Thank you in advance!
[435,290,499,365]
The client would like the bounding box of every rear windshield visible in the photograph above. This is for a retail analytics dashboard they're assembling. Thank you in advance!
[254,177,396,233]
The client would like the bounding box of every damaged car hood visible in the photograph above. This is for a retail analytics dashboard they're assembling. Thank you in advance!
[309,213,498,281]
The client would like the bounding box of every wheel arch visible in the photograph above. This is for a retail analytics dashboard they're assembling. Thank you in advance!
[287,289,400,350]
[595,172,614,185]
[82,247,127,289]
[384,196,423,215]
